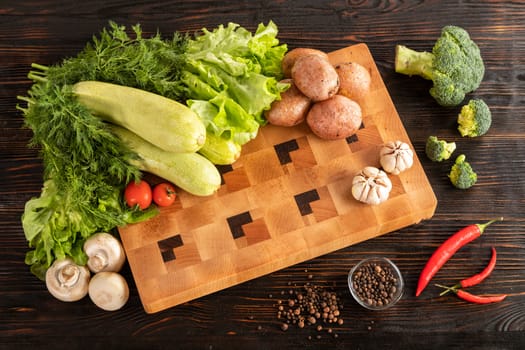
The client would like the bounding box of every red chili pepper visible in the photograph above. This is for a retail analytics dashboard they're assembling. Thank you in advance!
[439,247,497,296]
[456,290,507,304]
[416,218,503,297]
[435,285,507,304]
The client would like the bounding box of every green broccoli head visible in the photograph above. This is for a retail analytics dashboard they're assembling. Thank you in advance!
[449,154,477,189]
[457,98,492,137]
[395,25,485,107]
[425,135,456,162]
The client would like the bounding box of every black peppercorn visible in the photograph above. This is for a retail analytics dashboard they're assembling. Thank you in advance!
[349,258,403,310]
[273,275,344,338]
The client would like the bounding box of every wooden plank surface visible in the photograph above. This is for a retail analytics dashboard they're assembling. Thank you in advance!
[118,43,437,313]
[2,1,525,349]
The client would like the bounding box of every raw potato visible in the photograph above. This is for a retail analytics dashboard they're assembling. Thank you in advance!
[282,48,329,78]
[265,79,312,127]
[291,54,340,102]
[306,95,362,140]
[335,62,371,102]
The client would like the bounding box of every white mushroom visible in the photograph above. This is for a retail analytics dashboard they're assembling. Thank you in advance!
[45,258,90,302]
[83,232,126,273]
[379,140,414,175]
[88,272,129,311]
[352,166,392,205]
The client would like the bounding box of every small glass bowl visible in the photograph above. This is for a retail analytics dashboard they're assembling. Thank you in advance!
[348,257,404,310]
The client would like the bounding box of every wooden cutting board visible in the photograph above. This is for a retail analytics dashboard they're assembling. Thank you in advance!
[118,43,437,313]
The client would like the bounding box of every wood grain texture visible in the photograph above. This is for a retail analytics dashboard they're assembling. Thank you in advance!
[1,0,524,348]
[118,43,436,313]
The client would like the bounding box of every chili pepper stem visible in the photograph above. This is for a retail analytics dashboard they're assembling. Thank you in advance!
[437,283,460,296]
[477,217,504,234]
[435,284,507,304]
[435,284,458,295]
[415,219,503,297]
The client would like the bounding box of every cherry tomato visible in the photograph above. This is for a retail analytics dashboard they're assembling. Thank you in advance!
[124,180,152,210]
[153,183,177,207]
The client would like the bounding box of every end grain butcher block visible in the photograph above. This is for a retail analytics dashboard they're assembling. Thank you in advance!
[118,43,437,313]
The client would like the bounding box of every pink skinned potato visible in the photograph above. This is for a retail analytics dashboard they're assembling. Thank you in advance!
[334,62,371,103]
[291,54,340,102]
[281,48,329,78]
[306,95,362,140]
[265,79,312,127]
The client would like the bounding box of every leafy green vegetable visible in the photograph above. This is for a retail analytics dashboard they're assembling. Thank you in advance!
[43,22,188,100]
[47,21,287,146]
[425,135,456,162]
[449,154,477,189]
[457,98,492,137]
[395,25,484,107]
[18,20,287,280]
[182,21,289,145]
[18,23,187,280]
[18,80,157,280]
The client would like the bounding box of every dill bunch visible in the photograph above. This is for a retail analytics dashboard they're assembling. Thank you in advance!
[45,21,189,101]
[17,21,184,279]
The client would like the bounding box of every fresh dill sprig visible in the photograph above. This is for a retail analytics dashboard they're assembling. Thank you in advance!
[17,21,183,279]
[45,21,189,100]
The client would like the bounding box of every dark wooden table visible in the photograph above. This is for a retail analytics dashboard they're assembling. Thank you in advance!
[1,1,524,349]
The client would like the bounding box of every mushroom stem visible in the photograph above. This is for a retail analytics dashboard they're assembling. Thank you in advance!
[57,263,82,287]
[88,251,110,272]
[83,232,126,273]
[46,258,90,302]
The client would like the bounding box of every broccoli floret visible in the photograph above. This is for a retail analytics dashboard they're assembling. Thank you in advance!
[449,154,477,189]
[395,25,485,107]
[425,136,456,162]
[457,98,492,137]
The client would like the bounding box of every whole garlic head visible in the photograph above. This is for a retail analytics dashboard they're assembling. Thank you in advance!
[379,140,414,175]
[352,166,392,205]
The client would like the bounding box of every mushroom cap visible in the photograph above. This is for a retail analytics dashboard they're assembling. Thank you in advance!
[83,232,126,273]
[88,272,129,311]
[45,258,90,302]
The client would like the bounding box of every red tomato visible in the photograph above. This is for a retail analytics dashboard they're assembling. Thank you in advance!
[152,183,177,207]
[124,180,152,210]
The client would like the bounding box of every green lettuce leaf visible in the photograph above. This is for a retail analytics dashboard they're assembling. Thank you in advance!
[182,21,288,146]
[22,178,157,280]
[18,21,288,280]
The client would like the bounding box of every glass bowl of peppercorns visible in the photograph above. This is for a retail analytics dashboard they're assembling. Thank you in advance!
[348,257,404,310]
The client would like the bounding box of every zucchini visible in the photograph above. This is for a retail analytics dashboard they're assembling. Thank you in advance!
[73,81,206,153]
[110,125,221,197]
[199,132,242,165]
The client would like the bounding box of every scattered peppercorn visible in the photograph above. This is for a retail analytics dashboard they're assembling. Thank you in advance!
[275,277,344,338]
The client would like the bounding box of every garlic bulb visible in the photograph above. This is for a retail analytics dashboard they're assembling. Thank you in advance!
[352,166,392,205]
[379,140,414,175]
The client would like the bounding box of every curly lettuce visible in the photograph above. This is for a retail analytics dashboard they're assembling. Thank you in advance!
[18,21,287,280]
[182,21,289,145]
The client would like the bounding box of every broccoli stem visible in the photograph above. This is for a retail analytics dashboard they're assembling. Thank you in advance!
[395,45,434,80]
